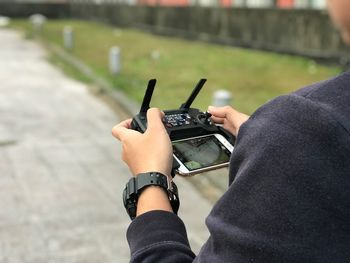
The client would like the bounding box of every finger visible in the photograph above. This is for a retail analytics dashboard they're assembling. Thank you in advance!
[113,119,132,129]
[146,108,166,132]
[207,105,230,118]
[210,116,225,124]
[112,119,133,140]
[112,126,128,141]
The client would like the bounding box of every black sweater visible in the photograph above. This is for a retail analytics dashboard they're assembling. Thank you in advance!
[126,72,350,262]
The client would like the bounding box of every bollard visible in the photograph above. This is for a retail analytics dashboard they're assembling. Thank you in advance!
[150,50,161,61]
[29,14,47,33]
[63,26,74,50]
[0,16,10,27]
[109,46,121,75]
[212,90,232,107]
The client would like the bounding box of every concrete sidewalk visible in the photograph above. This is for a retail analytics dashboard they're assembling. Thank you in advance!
[0,28,212,263]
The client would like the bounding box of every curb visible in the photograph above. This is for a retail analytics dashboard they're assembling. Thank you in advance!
[49,44,140,116]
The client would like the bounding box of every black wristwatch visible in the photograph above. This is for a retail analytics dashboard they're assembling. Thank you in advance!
[123,172,180,220]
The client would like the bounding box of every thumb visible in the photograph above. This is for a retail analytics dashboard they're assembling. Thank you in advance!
[208,105,229,118]
[146,108,166,132]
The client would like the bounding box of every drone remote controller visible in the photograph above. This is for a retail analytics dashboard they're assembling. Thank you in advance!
[131,79,235,175]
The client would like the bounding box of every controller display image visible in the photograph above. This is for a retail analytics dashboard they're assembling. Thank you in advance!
[131,79,235,176]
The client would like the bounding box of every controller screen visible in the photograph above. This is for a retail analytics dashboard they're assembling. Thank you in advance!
[172,135,231,171]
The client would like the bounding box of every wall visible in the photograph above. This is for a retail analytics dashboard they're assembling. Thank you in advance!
[1,1,349,64]
[0,2,70,18]
[70,4,350,64]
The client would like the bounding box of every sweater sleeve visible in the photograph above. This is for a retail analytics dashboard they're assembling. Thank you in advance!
[127,210,196,262]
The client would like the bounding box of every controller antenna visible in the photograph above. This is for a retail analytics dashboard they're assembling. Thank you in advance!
[139,79,156,113]
[180,78,207,109]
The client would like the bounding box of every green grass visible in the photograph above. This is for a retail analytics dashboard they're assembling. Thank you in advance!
[11,19,341,114]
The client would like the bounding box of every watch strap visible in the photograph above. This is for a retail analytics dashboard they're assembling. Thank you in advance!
[123,172,180,220]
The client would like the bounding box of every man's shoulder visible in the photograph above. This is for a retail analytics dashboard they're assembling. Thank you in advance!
[293,71,350,103]
[291,71,350,134]
[248,72,350,136]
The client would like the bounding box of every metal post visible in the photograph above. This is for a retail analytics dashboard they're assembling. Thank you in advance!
[29,14,47,34]
[150,50,161,61]
[63,26,74,50]
[0,16,10,28]
[212,90,232,107]
[109,46,121,75]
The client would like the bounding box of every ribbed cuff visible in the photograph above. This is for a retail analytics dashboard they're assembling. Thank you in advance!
[126,210,190,255]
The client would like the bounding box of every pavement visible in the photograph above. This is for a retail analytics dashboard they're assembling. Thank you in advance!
[0,28,214,263]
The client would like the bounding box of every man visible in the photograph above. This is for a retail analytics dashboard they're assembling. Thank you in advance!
[112,0,350,261]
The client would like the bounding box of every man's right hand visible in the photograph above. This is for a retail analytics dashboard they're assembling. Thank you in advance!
[112,108,173,177]
[112,108,174,218]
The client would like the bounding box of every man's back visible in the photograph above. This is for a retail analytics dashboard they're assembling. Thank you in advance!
[201,71,350,262]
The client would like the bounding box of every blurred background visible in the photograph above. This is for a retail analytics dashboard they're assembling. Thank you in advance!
[0,0,349,262]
